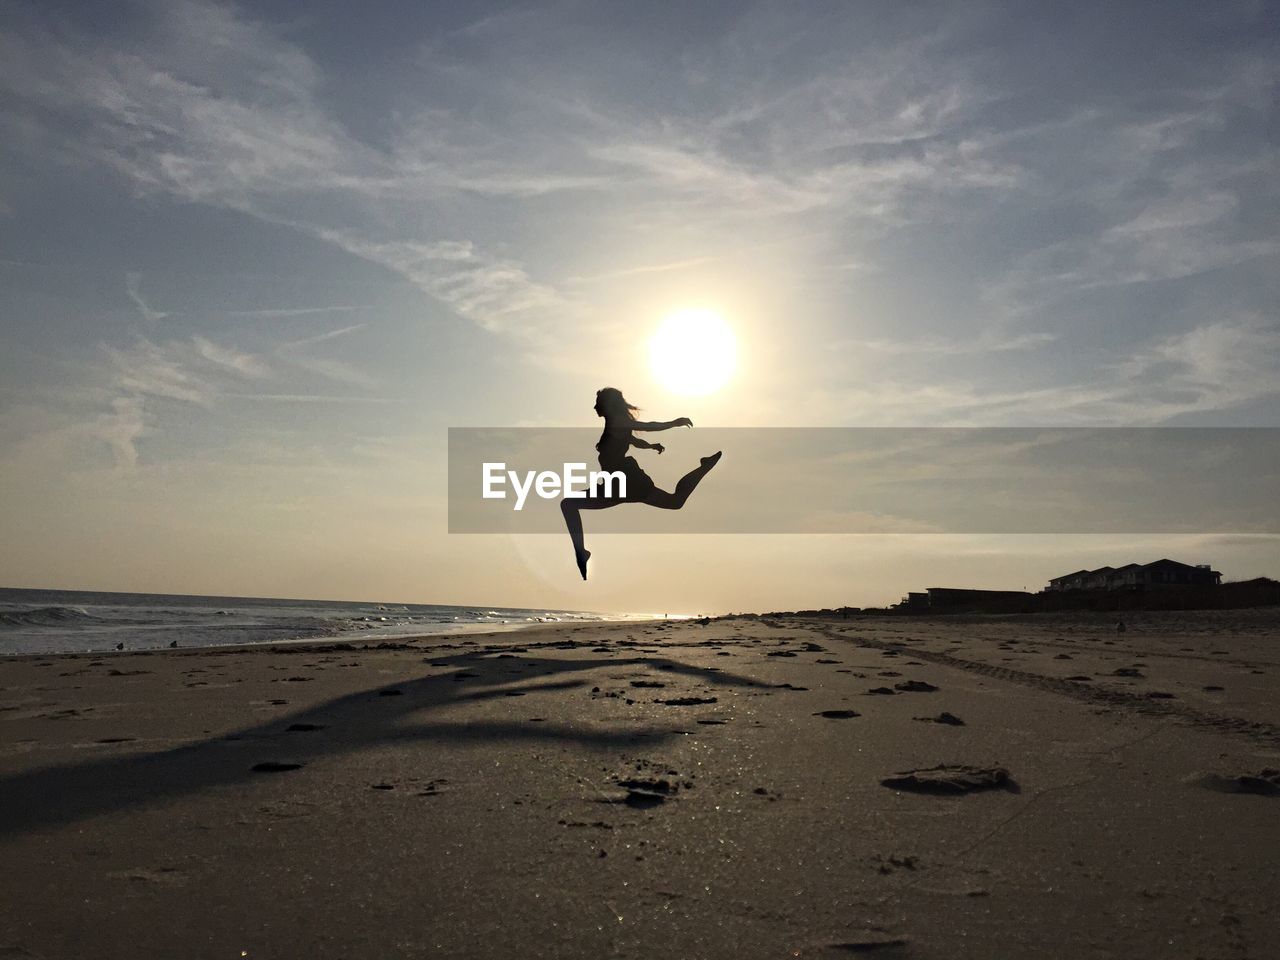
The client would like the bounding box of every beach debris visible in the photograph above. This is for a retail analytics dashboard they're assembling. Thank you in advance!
[872,854,919,874]
[813,709,861,719]
[881,764,1013,795]
[611,776,681,808]
[417,778,449,797]
[656,696,717,706]
[914,712,965,726]
[894,680,938,693]
[809,932,909,955]
[630,680,666,688]
[1190,769,1280,796]
[251,761,304,773]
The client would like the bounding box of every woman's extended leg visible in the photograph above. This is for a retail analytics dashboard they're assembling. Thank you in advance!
[560,494,624,580]
[643,451,721,510]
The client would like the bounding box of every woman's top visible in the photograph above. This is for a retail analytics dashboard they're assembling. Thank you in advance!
[595,421,631,471]
[594,418,653,500]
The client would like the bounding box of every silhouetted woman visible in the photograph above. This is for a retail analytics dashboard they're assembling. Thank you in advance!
[561,387,721,580]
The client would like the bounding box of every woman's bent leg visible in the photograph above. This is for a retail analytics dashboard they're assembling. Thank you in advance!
[643,451,721,510]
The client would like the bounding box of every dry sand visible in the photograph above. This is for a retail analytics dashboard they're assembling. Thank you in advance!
[2,610,1279,959]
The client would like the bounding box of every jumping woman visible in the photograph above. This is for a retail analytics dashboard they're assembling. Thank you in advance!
[561,387,721,580]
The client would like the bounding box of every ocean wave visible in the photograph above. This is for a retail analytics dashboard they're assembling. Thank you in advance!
[0,605,103,628]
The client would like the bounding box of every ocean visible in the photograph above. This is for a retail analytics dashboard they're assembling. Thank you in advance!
[0,588,646,657]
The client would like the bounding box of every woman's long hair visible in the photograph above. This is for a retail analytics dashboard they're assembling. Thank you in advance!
[596,387,638,423]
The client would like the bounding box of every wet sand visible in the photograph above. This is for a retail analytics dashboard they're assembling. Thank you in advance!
[2,611,1278,958]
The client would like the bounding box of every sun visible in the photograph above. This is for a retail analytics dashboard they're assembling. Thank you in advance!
[648,308,737,396]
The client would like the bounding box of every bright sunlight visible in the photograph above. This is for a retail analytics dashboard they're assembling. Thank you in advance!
[648,308,737,396]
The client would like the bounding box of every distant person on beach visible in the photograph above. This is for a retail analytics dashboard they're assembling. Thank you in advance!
[561,387,721,580]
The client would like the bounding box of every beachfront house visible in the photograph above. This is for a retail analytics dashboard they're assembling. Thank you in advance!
[1044,559,1221,592]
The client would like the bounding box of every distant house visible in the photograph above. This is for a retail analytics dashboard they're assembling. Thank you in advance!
[1046,570,1090,592]
[1045,559,1220,592]
[892,587,1032,611]
[897,591,930,611]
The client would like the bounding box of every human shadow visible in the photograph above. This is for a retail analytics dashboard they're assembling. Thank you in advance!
[0,646,774,837]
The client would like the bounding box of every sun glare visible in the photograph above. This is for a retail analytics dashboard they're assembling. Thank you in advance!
[648,308,737,396]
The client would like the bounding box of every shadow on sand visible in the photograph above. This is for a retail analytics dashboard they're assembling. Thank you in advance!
[0,642,774,837]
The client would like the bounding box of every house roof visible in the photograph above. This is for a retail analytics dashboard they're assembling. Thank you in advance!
[1049,569,1091,582]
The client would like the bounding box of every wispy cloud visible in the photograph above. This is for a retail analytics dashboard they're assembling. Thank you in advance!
[125,273,168,323]
[96,334,273,467]
[224,306,370,319]
[820,316,1280,426]
[224,393,399,403]
[281,323,367,348]
[193,335,270,378]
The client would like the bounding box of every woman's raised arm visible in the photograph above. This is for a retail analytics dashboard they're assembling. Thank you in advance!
[632,417,692,431]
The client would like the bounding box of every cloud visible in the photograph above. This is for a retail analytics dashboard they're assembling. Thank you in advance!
[840,331,1056,357]
[982,61,1280,319]
[224,307,369,319]
[125,273,168,322]
[96,334,273,466]
[193,335,270,378]
[821,316,1280,426]
[0,0,1026,359]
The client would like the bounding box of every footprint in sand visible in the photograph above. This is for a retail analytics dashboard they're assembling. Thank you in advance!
[866,687,896,696]
[813,710,861,719]
[881,764,1014,795]
[913,712,965,726]
[1189,769,1280,796]
[894,680,939,693]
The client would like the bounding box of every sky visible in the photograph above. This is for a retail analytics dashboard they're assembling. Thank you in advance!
[1,0,1277,613]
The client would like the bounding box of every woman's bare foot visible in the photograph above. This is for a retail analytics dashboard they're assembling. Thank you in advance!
[576,549,591,581]
[701,451,722,469]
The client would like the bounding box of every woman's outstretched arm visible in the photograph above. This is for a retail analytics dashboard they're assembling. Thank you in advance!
[632,417,692,431]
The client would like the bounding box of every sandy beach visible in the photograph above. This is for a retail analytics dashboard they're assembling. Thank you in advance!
[2,611,1278,959]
